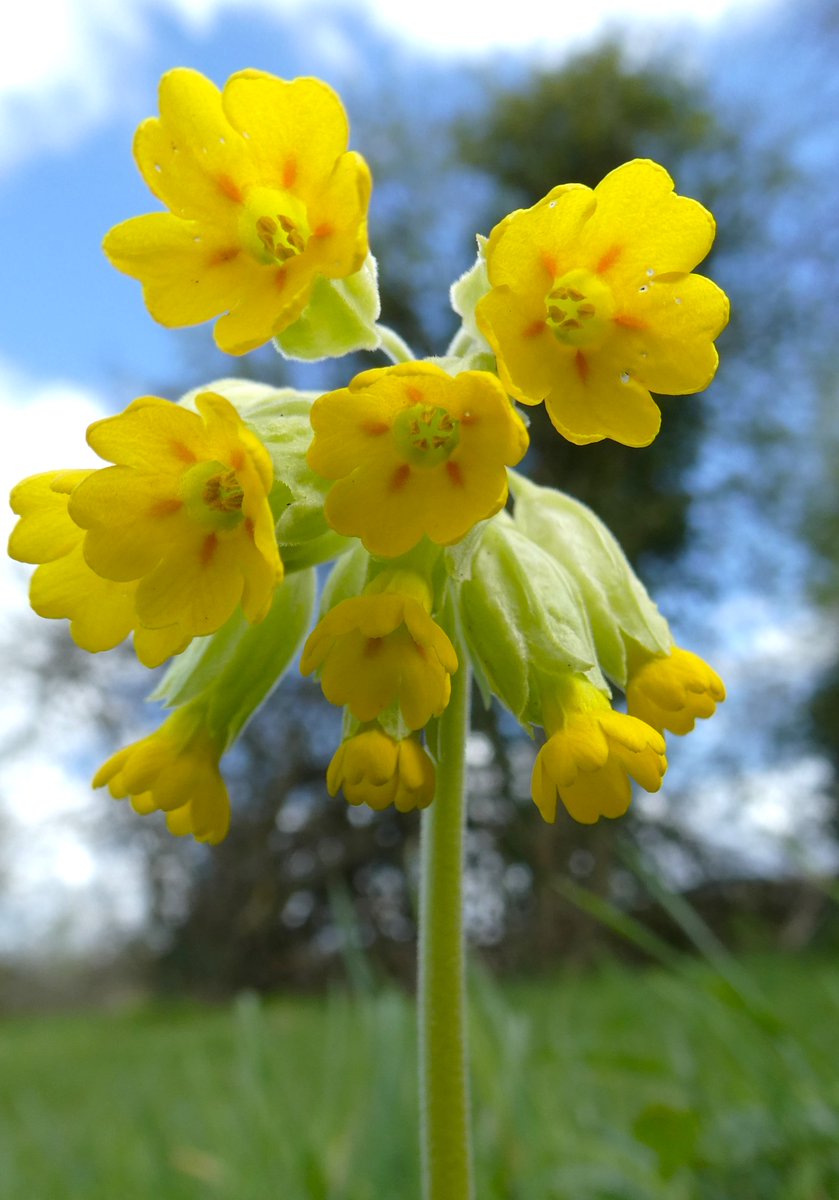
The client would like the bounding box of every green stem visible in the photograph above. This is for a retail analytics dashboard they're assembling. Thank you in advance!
[418,644,473,1200]
[374,323,416,364]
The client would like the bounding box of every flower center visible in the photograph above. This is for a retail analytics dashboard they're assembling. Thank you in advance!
[181,461,245,531]
[238,186,310,267]
[545,268,615,348]
[392,403,460,468]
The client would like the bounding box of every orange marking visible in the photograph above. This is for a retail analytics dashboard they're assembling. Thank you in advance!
[208,247,240,266]
[171,441,197,463]
[149,497,183,517]
[575,351,589,384]
[596,244,621,274]
[541,252,557,278]
[313,222,333,238]
[523,319,546,338]
[446,461,464,487]
[391,464,411,491]
[244,518,255,540]
[200,533,218,566]
[460,411,478,426]
[217,174,243,203]
[614,313,648,331]
[364,637,384,657]
[406,386,423,403]
[229,450,244,470]
[283,158,298,188]
[275,269,286,290]
[362,419,390,437]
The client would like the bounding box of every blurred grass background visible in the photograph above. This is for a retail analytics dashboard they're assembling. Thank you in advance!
[3,952,838,1199]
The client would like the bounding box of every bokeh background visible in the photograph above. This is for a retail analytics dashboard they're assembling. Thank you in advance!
[2,0,839,1196]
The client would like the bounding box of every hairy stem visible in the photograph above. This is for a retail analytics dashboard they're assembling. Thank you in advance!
[417,642,473,1200]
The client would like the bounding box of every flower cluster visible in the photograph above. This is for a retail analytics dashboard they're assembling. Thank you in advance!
[8,68,727,839]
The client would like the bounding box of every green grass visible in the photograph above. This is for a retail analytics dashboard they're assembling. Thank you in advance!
[2,955,838,1199]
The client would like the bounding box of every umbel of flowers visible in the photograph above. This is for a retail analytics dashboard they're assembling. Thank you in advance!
[9,67,726,838]
[7,65,728,1199]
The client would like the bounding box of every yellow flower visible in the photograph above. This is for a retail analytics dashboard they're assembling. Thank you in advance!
[307,362,528,557]
[103,68,372,355]
[531,676,667,824]
[300,571,457,730]
[626,645,726,736]
[94,710,229,844]
[67,391,281,640]
[327,727,436,812]
[476,159,729,447]
[8,470,189,667]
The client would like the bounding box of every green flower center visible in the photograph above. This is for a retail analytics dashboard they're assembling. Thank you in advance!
[239,186,310,267]
[545,268,615,348]
[392,403,460,468]
[181,461,245,531]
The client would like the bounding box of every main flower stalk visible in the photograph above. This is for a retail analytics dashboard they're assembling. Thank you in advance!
[417,627,474,1200]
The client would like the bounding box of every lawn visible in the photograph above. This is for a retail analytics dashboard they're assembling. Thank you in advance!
[2,954,838,1199]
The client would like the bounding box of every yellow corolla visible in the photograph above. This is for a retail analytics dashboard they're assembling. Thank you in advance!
[62,391,280,641]
[531,675,667,824]
[627,645,726,736]
[104,68,372,354]
[94,711,230,844]
[476,159,729,447]
[327,727,436,812]
[301,571,457,730]
[307,361,529,557]
[9,470,190,667]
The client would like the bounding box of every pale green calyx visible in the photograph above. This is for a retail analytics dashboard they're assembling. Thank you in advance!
[151,568,316,748]
[455,515,603,727]
[510,473,672,687]
[273,254,382,361]
[448,237,493,356]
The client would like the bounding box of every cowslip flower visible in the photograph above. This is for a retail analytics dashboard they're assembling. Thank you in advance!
[531,675,667,824]
[627,646,726,736]
[8,470,189,667]
[103,68,372,355]
[66,392,281,641]
[327,727,436,812]
[300,570,457,730]
[94,710,229,844]
[476,159,729,447]
[307,361,529,557]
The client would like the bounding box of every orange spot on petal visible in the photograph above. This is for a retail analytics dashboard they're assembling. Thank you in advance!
[208,247,240,267]
[229,450,244,471]
[523,319,546,338]
[541,252,557,278]
[283,158,298,189]
[149,497,183,518]
[200,533,218,566]
[391,464,411,491]
[596,245,621,274]
[575,351,589,384]
[406,386,423,403]
[244,518,255,540]
[362,419,390,437]
[313,222,333,238]
[364,637,384,657]
[614,313,648,331]
[171,441,197,463]
[275,269,286,290]
[446,461,464,487]
[217,174,243,204]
